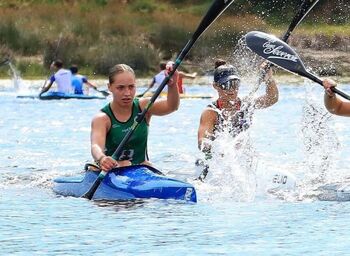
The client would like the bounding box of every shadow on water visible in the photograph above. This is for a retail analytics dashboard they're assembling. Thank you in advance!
[92,199,146,211]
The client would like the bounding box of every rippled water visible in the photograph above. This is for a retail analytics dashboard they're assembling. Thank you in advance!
[1,79,350,255]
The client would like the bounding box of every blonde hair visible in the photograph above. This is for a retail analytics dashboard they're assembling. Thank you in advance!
[108,64,135,84]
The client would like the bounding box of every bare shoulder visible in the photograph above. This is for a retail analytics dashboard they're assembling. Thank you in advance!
[138,97,150,110]
[200,108,217,122]
[92,111,110,126]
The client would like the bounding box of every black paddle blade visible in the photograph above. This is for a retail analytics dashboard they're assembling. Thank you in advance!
[245,31,308,77]
[246,31,350,101]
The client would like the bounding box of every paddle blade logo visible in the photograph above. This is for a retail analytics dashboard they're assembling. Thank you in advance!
[262,41,298,63]
[246,31,299,64]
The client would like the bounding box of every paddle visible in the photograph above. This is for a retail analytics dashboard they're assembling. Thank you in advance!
[0,58,10,67]
[197,0,320,182]
[251,0,320,94]
[136,87,151,98]
[82,0,234,200]
[245,31,350,100]
[93,87,109,97]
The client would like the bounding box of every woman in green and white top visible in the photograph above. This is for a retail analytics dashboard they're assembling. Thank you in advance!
[91,63,179,171]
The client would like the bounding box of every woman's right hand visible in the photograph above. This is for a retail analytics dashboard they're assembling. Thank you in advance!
[323,78,337,98]
[98,156,118,171]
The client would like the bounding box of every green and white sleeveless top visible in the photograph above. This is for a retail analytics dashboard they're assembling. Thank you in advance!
[101,98,149,164]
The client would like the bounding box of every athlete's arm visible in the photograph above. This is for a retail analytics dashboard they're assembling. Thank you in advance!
[40,75,55,94]
[198,109,216,151]
[324,79,350,116]
[90,113,118,171]
[254,68,279,109]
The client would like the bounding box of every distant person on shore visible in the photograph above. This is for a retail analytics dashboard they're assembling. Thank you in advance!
[41,60,72,94]
[323,78,350,116]
[90,63,180,170]
[70,65,98,95]
[196,59,279,180]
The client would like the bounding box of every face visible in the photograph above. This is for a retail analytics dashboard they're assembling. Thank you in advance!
[214,79,240,96]
[50,62,56,71]
[108,71,136,106]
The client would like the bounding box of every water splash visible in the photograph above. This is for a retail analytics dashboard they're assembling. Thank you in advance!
[198,127,258,202]
[8,62,22,91]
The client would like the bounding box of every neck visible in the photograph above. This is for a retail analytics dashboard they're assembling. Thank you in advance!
[110,99,133,116]
[218,96,239,109]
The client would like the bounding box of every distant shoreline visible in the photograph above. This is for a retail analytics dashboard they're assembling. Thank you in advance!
[1,73,349,86]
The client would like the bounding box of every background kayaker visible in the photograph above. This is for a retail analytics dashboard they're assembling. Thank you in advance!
[197,59,279,155]
[146,61,167,94]
[91,63,179,171]
[40,59,73,94]
[70,65,98,95]
[146,61,197,95]
[177,70,197,94]
[323,78,350,116]
[165,61,197,94]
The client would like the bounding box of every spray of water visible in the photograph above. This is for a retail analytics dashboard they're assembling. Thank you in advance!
[297,81,340,199]
[8,62,21,91]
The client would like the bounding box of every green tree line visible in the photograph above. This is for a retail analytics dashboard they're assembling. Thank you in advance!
[0,0,349,77]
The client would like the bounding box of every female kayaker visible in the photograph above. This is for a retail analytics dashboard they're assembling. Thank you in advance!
[91,63,179,171]
[197,59,279,157]
[323,78,350,116]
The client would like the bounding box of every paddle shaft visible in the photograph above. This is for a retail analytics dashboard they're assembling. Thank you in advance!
[246,31,350,101]
[0,59,10,67]
[281,0,320,42]
[262,0,320,73]
[137,87,151,98]
[300,71,350,101]
[94,87,109,97]
[82,0,234,200]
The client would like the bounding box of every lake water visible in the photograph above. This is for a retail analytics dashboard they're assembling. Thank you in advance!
[1,79,350,255]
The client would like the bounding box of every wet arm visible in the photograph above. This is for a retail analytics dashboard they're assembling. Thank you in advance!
[198,110,216,151]
[90,114,109,162]
[324,94,350,117]
[40,81,53,94]
[254,73,279,109]
[85,81,97,90]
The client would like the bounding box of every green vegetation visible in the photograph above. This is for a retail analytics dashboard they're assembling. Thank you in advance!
[0,0,349,78]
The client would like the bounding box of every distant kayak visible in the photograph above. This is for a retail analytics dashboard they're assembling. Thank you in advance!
[53,164,197,202]
[141,91,212,99]
[17,91,106,100]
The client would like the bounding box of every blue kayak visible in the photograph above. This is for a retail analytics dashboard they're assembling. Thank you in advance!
[53,165,197,203]
[17,91,106,100]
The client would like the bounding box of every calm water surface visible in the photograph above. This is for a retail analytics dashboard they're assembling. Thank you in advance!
[1,80,350,255]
